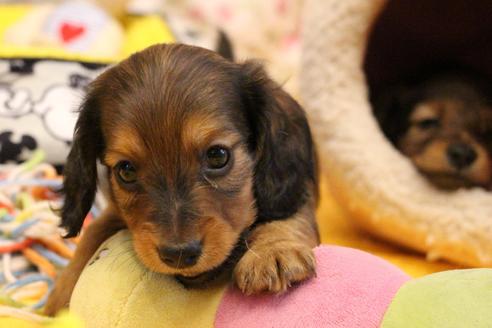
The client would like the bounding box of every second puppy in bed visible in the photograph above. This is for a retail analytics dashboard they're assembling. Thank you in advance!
[375,73,492,190]
[45,43,319,315]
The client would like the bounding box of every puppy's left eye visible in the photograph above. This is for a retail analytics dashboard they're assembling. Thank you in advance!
[416,118,440,130]
[205,146,230,170]
[115,161,137,184]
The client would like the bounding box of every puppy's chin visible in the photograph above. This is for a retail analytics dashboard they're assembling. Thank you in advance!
[175,230,249,288]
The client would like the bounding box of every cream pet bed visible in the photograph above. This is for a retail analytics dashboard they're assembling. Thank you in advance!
[301,0,492,267]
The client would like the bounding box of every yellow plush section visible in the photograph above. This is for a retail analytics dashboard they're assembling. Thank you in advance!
[0,318,37,328]
[70,230,225,328]
[0,4,174,62]
[0,4,30,37]
[121,15,174,59]
[0,310,83,328]
[317,178,459,277]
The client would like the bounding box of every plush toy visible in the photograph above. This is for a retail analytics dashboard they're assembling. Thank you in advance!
[3,0,128,58]
[301,0,492,267]
[69,230,492,327]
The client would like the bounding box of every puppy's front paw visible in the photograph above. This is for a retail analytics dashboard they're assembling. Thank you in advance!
[44,270,79,316]
[44,283,72,316]
[233,242,316,295]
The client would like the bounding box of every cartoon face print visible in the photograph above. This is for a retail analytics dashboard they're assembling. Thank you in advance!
[0,60,35,117]
[0,86,32,117]
[0,59,107,163]
[1,59,105,142]
[0,131,37,163]
[33,73,90,142]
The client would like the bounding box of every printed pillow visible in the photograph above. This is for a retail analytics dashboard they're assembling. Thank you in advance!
[0,58,107,164]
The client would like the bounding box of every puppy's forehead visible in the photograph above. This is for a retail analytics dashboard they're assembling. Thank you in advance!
[100,44,247,165]
[105,110,240,163]
[98,45,241,115]
[412,103,438,121]
[106,43,241,110]
[413,99,466,119]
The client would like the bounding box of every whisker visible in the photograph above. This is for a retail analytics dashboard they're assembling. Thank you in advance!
[202,175,218,189]
[176,249,183,269]
[245,239,260,259]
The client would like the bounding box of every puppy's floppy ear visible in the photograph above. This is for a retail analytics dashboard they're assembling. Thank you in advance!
[240,61,317,223]
[478,106,492,147]
[61,90,104,237]
[372,85,417,144]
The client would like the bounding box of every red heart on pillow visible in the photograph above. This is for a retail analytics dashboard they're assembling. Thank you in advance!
[59,22,86,43]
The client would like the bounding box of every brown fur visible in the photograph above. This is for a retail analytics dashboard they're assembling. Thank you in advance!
[234,197,318,294]
[45,44,319,315]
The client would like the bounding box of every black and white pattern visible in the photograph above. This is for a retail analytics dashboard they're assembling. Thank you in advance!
[0,58,107,164]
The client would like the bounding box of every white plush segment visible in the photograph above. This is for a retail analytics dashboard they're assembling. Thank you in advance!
[301,0,492,266]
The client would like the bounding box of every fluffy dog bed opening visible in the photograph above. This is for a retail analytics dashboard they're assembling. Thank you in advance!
[301,0,492,267]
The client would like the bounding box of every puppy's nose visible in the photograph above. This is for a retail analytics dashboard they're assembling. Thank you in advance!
[158,240,202,268]
[447,143,477,169]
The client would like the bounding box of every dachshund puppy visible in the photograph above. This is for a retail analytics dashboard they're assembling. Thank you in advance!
[45,44,319,315]
[375,74,492,190]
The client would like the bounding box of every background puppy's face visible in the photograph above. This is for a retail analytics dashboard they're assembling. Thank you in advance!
[398,98,492,189]
[375,76,492,189]
[61,44,317,278]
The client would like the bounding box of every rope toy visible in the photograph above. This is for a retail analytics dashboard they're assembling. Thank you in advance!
[0,150,96,316]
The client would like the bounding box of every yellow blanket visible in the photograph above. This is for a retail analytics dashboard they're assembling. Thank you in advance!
[317,178,459,277]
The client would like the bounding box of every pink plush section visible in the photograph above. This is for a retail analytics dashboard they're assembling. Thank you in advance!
[215,246,410,328]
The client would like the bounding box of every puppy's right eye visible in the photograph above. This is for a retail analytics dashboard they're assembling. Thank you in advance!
[416,118,440,130]
[115,161,137,184]
[205,146,230,170]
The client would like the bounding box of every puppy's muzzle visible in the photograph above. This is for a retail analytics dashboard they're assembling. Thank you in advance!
[157,240,202,268]
[446,143,477,170]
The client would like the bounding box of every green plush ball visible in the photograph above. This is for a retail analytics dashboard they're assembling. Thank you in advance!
[381,269,492,327]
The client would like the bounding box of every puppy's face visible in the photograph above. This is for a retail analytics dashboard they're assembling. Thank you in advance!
[398,98,492,189]
[61,44,316,279]
[103,99,256,277]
